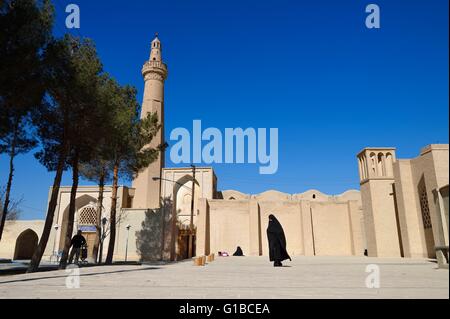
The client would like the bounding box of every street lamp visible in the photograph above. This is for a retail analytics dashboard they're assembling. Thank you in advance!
[52,224,59,263]
[125,224,131,262]
[152,176,192,191]
[188,165,196,258]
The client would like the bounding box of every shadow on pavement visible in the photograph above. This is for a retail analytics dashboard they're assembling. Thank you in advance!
[0,265,160,284]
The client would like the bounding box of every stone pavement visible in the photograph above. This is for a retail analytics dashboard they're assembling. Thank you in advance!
[0,260,59,275]
[0,256,448,299]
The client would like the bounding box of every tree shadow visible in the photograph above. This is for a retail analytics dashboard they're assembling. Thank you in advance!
[0,266,161,284]
[135,209,164,261]
[135,197,176,262]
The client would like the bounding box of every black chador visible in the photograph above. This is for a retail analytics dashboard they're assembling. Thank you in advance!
[267,214,291,267]
[233,246,244,256]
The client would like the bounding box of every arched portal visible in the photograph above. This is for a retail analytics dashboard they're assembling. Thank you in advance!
[173,175,202,228]
[77,202,99,261]
[14,229,38,260]
[58,194,97,251]
[172,174,201,260]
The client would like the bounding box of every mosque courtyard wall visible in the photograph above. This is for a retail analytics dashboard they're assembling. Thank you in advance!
[196,190,365,258]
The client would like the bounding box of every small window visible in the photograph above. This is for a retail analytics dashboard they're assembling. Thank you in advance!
[312,194,316,199]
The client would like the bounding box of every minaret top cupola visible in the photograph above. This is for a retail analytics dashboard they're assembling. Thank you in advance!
[150,33,162,62]
[142,33,168,82]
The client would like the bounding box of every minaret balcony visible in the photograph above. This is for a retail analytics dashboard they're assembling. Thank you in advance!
[142,60,168,81]
[142,60,167,72]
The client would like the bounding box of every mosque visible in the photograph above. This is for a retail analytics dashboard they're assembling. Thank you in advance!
[0,36,448,267]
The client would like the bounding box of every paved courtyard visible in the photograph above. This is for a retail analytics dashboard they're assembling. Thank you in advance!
[0,256,448,299]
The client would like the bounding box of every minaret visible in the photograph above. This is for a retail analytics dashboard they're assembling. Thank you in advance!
[132,34,168,209]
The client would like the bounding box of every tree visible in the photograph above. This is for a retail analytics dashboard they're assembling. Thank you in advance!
[57,37,103,270]
[0,117,36,239]
[77,77,121,265]
[0,186,22,221]
[0,0,53,241]
[77,74,121,264]
[79,159,111,263]
[104,84,162,265]
[28,34,102,272]
[97,208,126,263]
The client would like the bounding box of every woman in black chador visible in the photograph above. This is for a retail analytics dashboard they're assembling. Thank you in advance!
[233,246,244,256]
[267,214,291,267]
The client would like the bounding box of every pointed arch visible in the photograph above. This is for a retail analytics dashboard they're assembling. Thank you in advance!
[14,229,38,260]
[59,194,97,250]
[385,152,394,176]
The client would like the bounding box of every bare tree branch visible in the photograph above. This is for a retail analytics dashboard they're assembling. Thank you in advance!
[0,186,22,221]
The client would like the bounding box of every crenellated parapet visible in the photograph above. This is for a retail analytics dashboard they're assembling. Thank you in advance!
[142,60,168,81]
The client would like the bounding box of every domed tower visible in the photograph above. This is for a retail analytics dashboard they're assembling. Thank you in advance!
[132,33,168,209]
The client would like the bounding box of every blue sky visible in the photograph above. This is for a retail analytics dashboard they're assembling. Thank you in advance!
[1,0,448,219]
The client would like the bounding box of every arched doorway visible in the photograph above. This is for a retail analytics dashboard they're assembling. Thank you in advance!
[14,229,38,260]
[77,203,99,261]
[58,194,97,252]
[173,175,201,260]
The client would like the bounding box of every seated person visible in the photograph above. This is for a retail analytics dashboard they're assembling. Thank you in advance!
[233,246,244,256]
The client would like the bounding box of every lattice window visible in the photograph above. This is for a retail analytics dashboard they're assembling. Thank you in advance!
[419,186,432,229]
[78,205,98,225]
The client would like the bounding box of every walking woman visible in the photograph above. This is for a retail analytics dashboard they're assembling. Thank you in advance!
[267,214,291,267]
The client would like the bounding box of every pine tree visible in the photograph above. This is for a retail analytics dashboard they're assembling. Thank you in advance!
[0,0,53,240]
[28,34,102,272]
[104,84,162,265]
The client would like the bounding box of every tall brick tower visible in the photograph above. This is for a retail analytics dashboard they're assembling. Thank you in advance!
[132,34,168,209]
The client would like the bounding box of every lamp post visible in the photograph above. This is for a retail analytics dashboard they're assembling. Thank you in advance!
[52,224,59,263]
[152,177,192,190]
[188,165,196,258]
[125,224,131,262]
